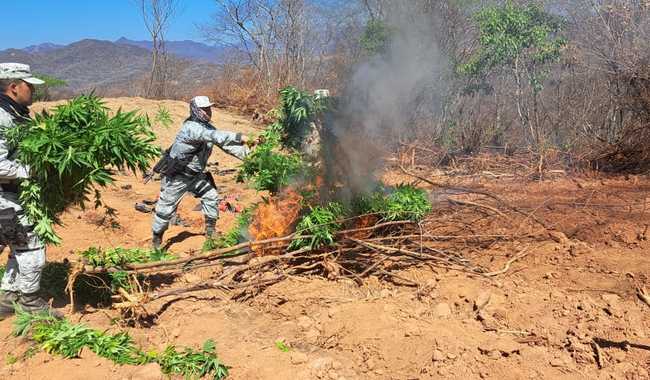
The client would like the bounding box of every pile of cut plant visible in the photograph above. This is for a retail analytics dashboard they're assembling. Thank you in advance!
[67,87,544,320]
[14,307,229,379]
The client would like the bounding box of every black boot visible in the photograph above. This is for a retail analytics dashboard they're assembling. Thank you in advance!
[152,232,164,249]
[205,218,216,238]
[0,291,19,320]
[18,292,64,319]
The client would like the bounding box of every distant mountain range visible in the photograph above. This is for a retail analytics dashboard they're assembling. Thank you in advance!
[19,37,227,64]
[22,43,65,54]
[114,37,227,64]
[0,38,227,99]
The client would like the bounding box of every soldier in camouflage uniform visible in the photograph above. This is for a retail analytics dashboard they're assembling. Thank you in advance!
[0,63,62,319]
[151,96,250,249]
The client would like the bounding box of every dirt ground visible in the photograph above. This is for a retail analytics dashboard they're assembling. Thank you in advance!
[0,98,648,380]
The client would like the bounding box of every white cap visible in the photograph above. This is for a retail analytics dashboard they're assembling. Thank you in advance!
[0,63,45,85]
[192,95,215,108]
[314,89,330,98]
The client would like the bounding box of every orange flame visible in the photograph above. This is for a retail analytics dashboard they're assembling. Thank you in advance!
[248,188,303,255]
[342,214,379,240]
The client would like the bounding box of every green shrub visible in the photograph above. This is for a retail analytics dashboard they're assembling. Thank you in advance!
[360,19,392,55]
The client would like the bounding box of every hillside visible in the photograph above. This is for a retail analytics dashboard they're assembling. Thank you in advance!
[0,39,221,99]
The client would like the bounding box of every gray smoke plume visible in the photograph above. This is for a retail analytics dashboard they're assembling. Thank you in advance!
[321,4,448,201]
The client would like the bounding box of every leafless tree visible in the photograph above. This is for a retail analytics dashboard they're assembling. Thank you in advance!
[204,0,361,99]
[138,0,179,98]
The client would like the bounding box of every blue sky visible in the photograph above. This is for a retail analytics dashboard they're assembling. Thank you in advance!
[1,0,217,49]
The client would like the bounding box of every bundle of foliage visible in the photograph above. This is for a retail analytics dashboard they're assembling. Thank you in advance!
[202,207,254,252]
[80,246,175,268]
[238,86,325,193]
[14,308,147,365]
[79,246,176,293]
[157,340,229,380]
[269,86,324,149]
[355,184,431,222]
[7,95,160,244]
[14,309,228,379]
[237,127,305,193]
[289,202,346,250]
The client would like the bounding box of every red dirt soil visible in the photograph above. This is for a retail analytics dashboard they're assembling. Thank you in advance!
[0,98,647,379]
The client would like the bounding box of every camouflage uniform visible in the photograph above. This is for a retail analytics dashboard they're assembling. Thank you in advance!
[152,119,248,240]
[0,100,46,296]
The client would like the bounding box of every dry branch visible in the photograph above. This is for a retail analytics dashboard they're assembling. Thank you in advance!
[482,246,531,277]
[66,192,546,320]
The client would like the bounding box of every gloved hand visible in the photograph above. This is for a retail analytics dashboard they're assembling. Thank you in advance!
[242,135,262,148]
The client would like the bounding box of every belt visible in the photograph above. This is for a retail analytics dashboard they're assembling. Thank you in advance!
[0,182,19,193]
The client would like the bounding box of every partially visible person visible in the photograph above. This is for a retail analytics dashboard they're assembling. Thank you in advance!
[0,63,62,319]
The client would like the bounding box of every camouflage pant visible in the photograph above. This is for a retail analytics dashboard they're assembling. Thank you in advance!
[152,173,219,235]
[0,191,46,294]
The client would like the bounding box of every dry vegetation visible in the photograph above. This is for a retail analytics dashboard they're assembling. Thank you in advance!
[2,1,650,380]
[203,0,650,173]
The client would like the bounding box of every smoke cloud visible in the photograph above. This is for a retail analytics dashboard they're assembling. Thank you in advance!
[321,4,449,201]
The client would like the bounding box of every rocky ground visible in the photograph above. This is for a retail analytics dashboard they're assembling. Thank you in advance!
[0,98,647,379]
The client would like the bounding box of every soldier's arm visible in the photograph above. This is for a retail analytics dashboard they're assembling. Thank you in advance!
[0,132,29,180]
[199,128,250,160]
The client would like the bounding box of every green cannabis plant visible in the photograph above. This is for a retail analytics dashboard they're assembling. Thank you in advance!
[237,130,305,193]
[14,307,145,364]
[154,105,174,128]
[80,246,175,268]
[355,185,431,222]
[14,309,229,379]
[157,339,229,380]
[289,202,346,250]
[271,86,324,149]
[238,86,325,194]
[7,94,160,244]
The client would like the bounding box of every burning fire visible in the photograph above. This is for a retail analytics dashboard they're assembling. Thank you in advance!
[248,188,303,255]
[343,214,379,240]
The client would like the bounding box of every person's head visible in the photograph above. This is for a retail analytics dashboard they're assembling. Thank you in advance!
[189,95,215,123]
[0,63,44,107]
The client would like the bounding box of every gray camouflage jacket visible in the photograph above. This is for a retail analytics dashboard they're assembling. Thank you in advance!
[0,108,29,182]
[169,120,249,174]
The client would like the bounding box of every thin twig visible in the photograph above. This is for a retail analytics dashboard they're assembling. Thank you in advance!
[482,246,531,277]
